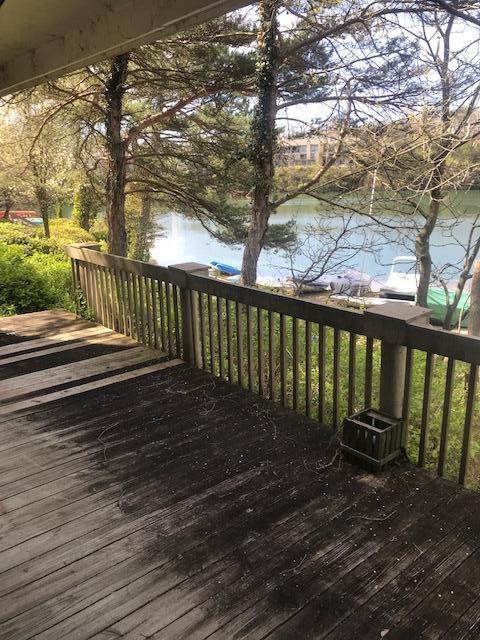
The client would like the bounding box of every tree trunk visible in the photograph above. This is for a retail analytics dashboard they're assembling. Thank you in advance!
[35,185,50,238]
[131,192,153,261]
[443,285,459,330]
[415,14,453,309]
[2,189,12,221]
[240,0,279,287]
[416,187,440,307]
[469,261,480,336]
[105,53,129,256]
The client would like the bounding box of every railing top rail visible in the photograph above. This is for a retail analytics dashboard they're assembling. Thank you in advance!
[66,245,170,281]
[182,270,480,365]
[181,270,367,335]
[405,322,480,365]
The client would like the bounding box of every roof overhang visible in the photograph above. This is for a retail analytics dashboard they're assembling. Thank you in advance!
[0,0,250,97]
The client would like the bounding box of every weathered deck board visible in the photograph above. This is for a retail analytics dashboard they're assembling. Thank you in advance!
[1,311,480,640]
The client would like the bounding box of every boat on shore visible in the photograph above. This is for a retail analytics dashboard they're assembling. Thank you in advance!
[210,261,241,276]
[209,255,470,329]
[379,256,418,301]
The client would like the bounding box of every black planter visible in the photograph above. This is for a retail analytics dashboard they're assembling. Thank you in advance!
[340,408,404,471]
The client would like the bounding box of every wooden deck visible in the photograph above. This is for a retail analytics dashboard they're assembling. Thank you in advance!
[1,311,480,640]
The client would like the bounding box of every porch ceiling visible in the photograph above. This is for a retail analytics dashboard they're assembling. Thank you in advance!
[0,0,250,97]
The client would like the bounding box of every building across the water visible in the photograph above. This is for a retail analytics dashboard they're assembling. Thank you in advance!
[275,135,341,167]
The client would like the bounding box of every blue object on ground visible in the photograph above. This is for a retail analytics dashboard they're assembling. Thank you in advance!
[210,261,241,276]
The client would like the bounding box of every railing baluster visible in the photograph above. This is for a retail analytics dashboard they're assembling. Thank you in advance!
[402,348,414,448]
[102,267,111,328]
[438,357,455,478]
[208,294,215,373]
[158,280,167,351]
[70,259,80,315]
[150,276,159,349]
[126,272,135,339]
[94,265,103,321]
[116,269,127,334]
[459,364,478,485]
[418,352,434,467]
[268,311,275,402]
[246,305,254,391]
[305,320,312,418]
[190,289,201,368]
[87,263,96,317]
[143,277,154,347]
[131,273,141,341]
[108,268,117,330]
[258,307,265,397]
[111,268,121,332]
[236,302,245,387]
[198,292,207,368]
[84,262,94,315]
[226,299,234,381]
[88,263,98,321]
[165,282,174,356]
[103,267,113,329]
[138,273,147,344]
[348,332,357,416]
[114,269,124,333]
[280,313,287,406]
[124,272,133,338]
[217,297,225,379]
[332,328,341,430]
[94,266,103,322]
[318,324,326,423]
[100,267,110,327]
[173,284,181,357]
[292,317,299,411]
[364,336,373,408]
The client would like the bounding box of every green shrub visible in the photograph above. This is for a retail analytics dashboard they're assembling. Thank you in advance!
[48,219,96,246]
[0,219,90,316]
[0,219,96,256]
[0,221,37,246]
[0,245,56,314]
[25,252,74,312]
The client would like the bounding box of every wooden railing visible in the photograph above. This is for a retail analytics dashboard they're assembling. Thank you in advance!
[66,244,480,488]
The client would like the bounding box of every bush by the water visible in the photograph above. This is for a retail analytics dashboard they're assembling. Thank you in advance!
[0,219,96,316]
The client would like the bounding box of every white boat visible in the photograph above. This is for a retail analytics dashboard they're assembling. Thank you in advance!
[330,269,383,296]
[380,256,418,301]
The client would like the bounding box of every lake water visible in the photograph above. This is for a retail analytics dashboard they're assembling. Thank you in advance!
[151,193,480,282]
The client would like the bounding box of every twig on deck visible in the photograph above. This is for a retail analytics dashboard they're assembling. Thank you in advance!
[347,510,396,522]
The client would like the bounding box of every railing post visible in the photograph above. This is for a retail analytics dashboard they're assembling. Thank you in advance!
[365,303,430,419]
[168,263,210,365]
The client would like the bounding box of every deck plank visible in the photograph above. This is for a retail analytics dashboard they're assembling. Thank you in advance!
[1,311,480,640]
[0,324,112,358]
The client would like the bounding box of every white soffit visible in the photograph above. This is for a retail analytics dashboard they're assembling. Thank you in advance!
[0,0,251,96]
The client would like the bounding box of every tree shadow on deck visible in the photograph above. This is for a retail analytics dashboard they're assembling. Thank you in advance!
[4,357,434,639]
